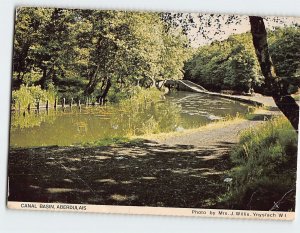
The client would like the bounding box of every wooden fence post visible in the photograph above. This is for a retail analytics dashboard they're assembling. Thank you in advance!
[46,100,49,110]
[62,98,65,108]
[99,97,103,106]
[54,98,57,110]
[78,100,82,112]
[70,98,73,108]
[36,101,40,111]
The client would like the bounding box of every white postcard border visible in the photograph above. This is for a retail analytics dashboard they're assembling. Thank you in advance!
[7,201,295,221]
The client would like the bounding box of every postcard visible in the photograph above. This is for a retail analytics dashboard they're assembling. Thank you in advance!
[7,7,300,220]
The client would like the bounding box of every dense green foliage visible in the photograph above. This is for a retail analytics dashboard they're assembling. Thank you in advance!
[13,8,299,101]
[268,27,300,94]
[184,27,300,93]
[13,7,190,104]
[184,33,261,92]
[223,117,298,210]
[269,27,300,78]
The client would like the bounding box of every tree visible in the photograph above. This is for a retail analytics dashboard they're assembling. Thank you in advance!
[13,8,190,103]
[13,8,87,99]
[184,33,261,92]
[249,16,299,131]
[80,10,189,101]
[268,27,300,79]
[13,8,54,89]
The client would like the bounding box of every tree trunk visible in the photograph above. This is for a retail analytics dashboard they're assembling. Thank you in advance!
[100,78,111,104]
[84,79,98,96]
[37,67,49,89]
[249,16,299,132]
[84,65,100,95]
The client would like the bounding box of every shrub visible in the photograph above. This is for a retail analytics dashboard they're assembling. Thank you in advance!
[222,116,298,211]
[12,85,57,110]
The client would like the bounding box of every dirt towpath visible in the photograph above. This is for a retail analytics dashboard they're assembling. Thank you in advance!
[156,120,262,149]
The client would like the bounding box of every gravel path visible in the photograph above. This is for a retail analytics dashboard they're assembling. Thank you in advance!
[156,120,263,148]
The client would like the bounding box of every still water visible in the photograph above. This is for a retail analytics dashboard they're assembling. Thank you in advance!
[10,92,249,148]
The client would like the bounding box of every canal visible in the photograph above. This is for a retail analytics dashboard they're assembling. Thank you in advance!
[10,91,249,148]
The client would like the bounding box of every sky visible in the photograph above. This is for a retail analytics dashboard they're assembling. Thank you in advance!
[177,13,300,47]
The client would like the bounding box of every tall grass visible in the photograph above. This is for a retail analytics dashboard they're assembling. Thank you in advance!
[12,85,57,110]
[223,116,298,211]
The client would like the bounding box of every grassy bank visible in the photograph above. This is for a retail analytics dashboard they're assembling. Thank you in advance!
[221,116,298,211]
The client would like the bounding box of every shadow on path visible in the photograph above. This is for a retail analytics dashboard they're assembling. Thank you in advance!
[8,140,234,209]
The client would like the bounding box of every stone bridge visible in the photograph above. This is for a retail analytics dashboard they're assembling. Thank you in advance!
[164,80,208,93]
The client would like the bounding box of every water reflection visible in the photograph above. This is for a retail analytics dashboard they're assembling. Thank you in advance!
[11,110,58,129]
[167,92,249,128]
[10,92,249,148]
